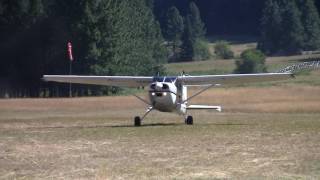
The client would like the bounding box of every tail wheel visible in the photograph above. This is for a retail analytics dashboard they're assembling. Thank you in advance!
[185,115,193,125]
[134,116,141,127]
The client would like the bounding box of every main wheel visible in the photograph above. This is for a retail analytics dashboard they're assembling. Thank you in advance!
[185,115,193,125]
[134,116,141,127]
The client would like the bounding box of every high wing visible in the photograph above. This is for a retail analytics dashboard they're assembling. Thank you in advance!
[178,73,294,86]
[42,75,153,87]
[43,73,294,87]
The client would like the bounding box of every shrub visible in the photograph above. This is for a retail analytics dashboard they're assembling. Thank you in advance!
[193,39,211,61]
[234,49,267,74]
[214,41,234,59]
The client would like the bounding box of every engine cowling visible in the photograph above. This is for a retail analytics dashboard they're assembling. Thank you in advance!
[148,82,177,112]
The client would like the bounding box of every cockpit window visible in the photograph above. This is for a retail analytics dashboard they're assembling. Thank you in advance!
[150,84,156,89]
[153,77,164,82]
[165,77,176,82]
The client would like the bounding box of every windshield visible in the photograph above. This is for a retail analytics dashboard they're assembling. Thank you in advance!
[152,76,177,83]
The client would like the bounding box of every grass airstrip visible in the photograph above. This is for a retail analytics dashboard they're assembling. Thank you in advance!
[1,46,320,179]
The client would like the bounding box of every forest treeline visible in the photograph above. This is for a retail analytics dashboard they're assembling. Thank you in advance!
[155,0,320,35]
[0,0,320,98]
[258,0,320,55]
[0,0,167,97]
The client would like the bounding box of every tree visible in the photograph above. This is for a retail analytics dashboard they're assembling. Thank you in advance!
[29,0,45,23]
[0,0,167,97]
[0,0,50,97]
[179,2,209,61]
[76,0,166,76]
[188,1,206,39]
[299,0,320,50]
[235,49,267,74]
[259,0,306,55]
[179,16,195,61]
[258,0,283,55]
[77,0,103,73]
[110,0,166,76]
[280,0,305,54]
[164,6,184,62]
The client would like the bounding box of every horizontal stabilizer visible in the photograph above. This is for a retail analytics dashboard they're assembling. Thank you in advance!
[187,105,222,112]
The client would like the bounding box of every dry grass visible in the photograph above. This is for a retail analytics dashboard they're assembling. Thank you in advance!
[0,85,320,179]
[166,44,320,75]
[191,85,320,113]
[229,42,257,57]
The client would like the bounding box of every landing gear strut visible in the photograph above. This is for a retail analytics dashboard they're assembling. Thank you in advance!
[185,115,193,125]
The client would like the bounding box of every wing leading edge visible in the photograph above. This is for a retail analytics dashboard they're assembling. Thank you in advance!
[43,73,294,87]
[42,75,153,87]
[178,73,294,86]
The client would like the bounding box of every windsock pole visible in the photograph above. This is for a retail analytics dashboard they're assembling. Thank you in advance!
[67,42,74,97]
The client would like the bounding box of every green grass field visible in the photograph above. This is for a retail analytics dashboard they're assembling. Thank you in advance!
[1,46,320,179]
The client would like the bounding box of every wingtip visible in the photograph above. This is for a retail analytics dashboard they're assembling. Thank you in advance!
[41,77,47,82]
[41,75,49,81]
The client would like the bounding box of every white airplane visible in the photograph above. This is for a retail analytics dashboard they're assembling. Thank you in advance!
[43,72,294,126]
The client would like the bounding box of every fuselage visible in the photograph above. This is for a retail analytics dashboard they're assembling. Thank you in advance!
[148,77,187,115]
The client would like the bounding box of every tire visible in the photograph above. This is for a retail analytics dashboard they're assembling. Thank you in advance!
[186,115,193,125]
[134,116,141,127]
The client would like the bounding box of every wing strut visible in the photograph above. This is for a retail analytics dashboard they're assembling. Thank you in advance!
[133,94,151,106]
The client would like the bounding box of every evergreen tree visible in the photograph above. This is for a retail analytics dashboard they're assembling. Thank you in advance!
[110,0,166,76]
[165,6,184,40]
[0,0,166,97]
[280,0,304,53]
[188,2,206,39]
[299,0,320,50]
[181,2,209,61]
[145,0,154,11]
[258,0,283,54]
[77,0,103,74]
[180,16,195,61]
[29,0,44,23]
[164,6,184,62]
[259,0,305,54]
[149,21,168,74]
[0,0,49,97]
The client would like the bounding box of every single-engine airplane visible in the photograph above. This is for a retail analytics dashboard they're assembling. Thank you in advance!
[43,72,294,126]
